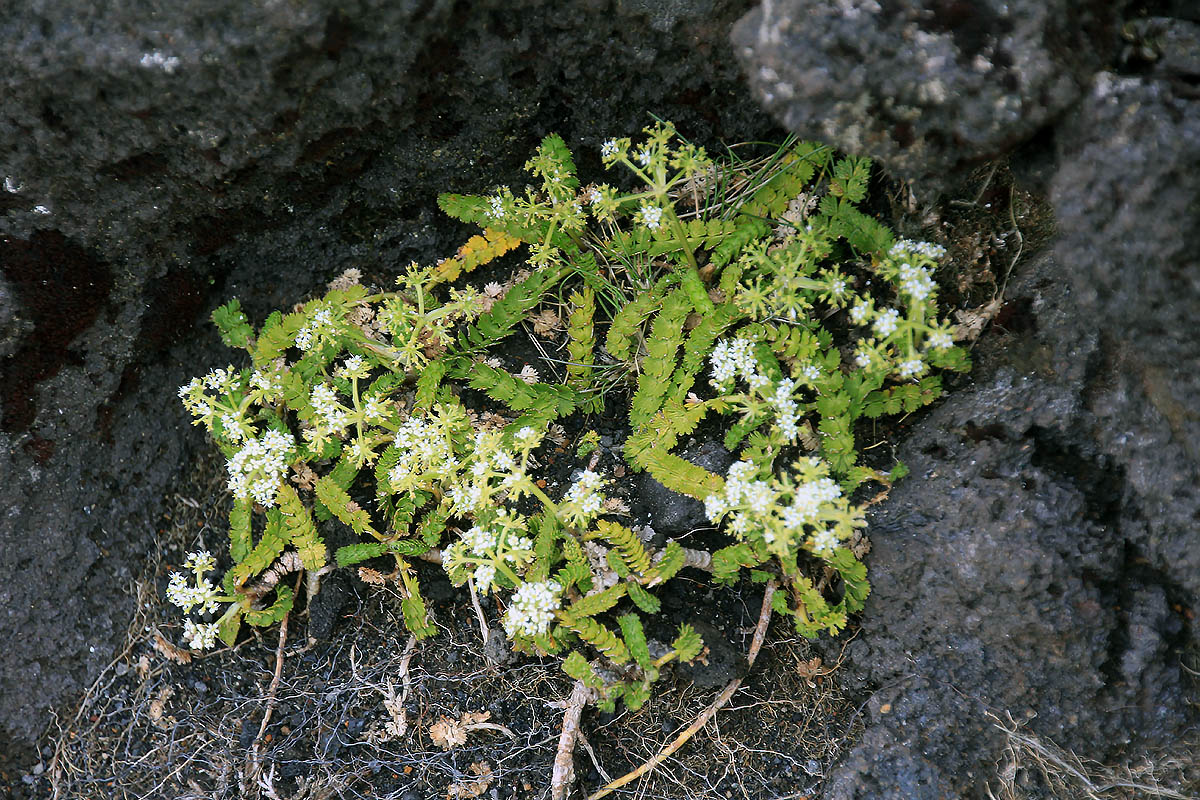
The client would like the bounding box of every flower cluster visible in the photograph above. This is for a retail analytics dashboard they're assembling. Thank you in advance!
[179,366,252,443]
[637,203,663,231]
[308,384,350,441]
[709,337,760,392]
[295,306,345,351]
[442,509,537,593]
[710,337,801,443]
[502,580,562,638]
[183,619,220,650]
[226,429,294,506]
[704,459,862,558]
[387,410,464,494]
[889,238,947,260]
[248,361,287,405]
[166,550,222,614]
[561,469,606,527]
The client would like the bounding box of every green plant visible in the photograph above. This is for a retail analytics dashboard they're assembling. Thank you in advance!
[172,120,969,723]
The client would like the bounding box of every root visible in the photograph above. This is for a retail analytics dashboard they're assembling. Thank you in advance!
[551,680,596,800]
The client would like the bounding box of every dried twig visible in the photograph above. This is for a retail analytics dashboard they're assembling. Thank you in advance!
[587,580,777,800]
[244,574,298,790]
[552,680,597,800]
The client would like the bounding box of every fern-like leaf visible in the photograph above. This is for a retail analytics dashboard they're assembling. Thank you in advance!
[335,541,387,567]
[454,266,564,352]
[244,584,295,627]
[605,281,666,361]
[617,613,653,672]
[564,287,598,408]
[629,288,691,427]
[277,483,327,571]
[212,299,255,351]
[587,521,651,575]
[710,541,764,585]
[643,540,687,586]
[230,508,289,588]
[429,228,523,285]
[626,581,661,613]
[562,651,605,690]
[560,614,629,664]
[567,583,627,618]
[229,497,253,563]
[671,623,704,662]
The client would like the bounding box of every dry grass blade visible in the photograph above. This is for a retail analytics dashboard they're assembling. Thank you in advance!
[587,580,778,800]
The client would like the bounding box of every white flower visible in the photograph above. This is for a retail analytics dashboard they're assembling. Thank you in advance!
[873,308,900,337]
[709,337,758,388]
[586,187,603,205]
[898,262,936,302]
[184,550,216,573]
[600,139,618,159]
[704,493,729,521]
[363,396,389,423]
[183,620,219,650]
[502,580,562,638]
[810,528,840,555]
[636,148,652,167]
[166,572,221,615]
[890,238,946,260]
[564,470,606,520]
[926,330,954,350]
[854,348,873,369]
[336,355,367,379]
[639,203,664,231]
[447,483,484,514]
[800,364,821,382]
[849,301,871,325]
[743,480,776,515]
[488,195,506,219]
[518,365,540,385]
[294,307,337,351]
[897,358,926,378]
[515,426,539,445]
[830,278,847,297]
[473,564,496,592]
[226,429,294,507]
[463,525,498,554]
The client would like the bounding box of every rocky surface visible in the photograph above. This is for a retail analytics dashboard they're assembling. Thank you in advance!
[0,0,776,767]
[734,2,1200,797]
[731,0,1123,193]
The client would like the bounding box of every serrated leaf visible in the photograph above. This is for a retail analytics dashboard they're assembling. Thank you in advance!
[626,581,661,613]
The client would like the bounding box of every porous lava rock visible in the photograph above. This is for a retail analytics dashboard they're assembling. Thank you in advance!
[0,0,776,769]
[733,2,1199,796]
[731,0,1122,193]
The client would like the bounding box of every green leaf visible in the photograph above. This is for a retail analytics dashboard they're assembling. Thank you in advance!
[567,583,627,618]
[336,541,387,567]
[212,299,255,351]
[228,497,253,564]
[617,613,653,671]
[671,623,704,662]
[217,605,244,647]
[626,581,661,614]
[244,583,295,626]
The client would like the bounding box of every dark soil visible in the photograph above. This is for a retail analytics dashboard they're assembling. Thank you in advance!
[30,443,861,800]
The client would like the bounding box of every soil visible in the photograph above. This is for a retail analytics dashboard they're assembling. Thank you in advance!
[30,443,861,800]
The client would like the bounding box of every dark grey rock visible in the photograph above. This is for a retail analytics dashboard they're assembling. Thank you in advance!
[1051,56,1200,600]
[0,0,776,768]
[731,0,1123,193]
[638,439,735,535]
[823,254,1198,799]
